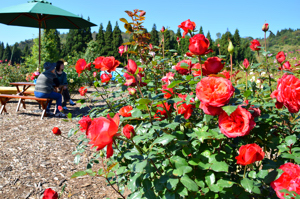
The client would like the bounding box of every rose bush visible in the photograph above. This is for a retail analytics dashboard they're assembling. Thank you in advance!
[57,10,300,199]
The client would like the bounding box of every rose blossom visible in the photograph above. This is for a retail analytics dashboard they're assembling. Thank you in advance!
[174,93,195,119]
[243,58,250,69]
[95,56,120,73]
[271,74,300,113]
[119,46,125,56]
[154,102,171,121]
[196,76,234,115]
[191,63,201,77]
[235,143,265,165]
[262,23,269,32]
[178,19,196,38]
[189,34,210,55]
[52,127,61,136]
[281,61,291,70]
[271,163,300,199]
[162,84,174,99]
[119,106,133,117]
[218,106,256,138]
[75,59,91,76]
[127,88,136,95]
[175,60,192,75]
[123,124,135,139]
[202,57,224,75]
[276,51,286,63]
[43,188,58,199]
[100,73,112,83]
[87,113,120,158]
[250,39,261,51]
[79,115,92,136]
[79,87,87,96]
[125,59,137,74]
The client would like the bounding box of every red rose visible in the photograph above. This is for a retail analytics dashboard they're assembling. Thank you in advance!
[75,59,90,76]
[119,106,133,117]
[79,115,92,136]
[276,51,286,63]
[123,124,135,139]
[161,26,165,32]
[52,127,61,136]
[93,72,97,77]
[189,34,210,55]
[191,63,201,77]
[118,46,125,56]
[126,59,137,74]
[178,19,196,38]
[149,43,153,50]
[271,74,300,113]
[249,106,261,117]
[57,105,63,112]
[243,58,250,69]
[235,143,265,165]
[220,70,230,79]
[202,57,224,75]
[271,163,300,199]
[43,188,58,199]
[100,73,112,83]
[282,61,291,70]
[79,87,87,96]
[93,56,105,69]
[162,84,174,99]
[219,106,256,138]
[196,76,234,108]
[175,60,192,75]
[200,103,222,116]
[124,69,147,87]
[88,113,120,158]
[127,88,136,95]
[154,102,171,121]
[250,39,261,51]
[262,23,269,32]
[98,57,120,73]
[173,94,195,119]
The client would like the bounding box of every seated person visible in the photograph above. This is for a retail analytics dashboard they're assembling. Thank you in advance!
[55,61,76,110]
[34,62,65,117]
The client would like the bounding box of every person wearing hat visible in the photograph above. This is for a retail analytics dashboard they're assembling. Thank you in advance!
[34,62,66,117]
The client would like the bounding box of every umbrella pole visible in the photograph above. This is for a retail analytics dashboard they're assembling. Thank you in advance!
[39,21,41,70]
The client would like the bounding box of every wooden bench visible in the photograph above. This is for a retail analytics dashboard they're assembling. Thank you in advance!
[0,94,50,120]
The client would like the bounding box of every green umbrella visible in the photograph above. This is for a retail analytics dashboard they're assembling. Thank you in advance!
[0,0,97,66]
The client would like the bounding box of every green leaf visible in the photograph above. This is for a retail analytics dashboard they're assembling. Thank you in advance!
[210,161,229,172]
[264,169,279,184]
[134,161,147,172]
[170,156,188,168]
[167,80,182,88]
[167,178,179,190]
[243,90,252,98]
[222,105,238,116]
[67,112,72,119]
[74,154,80,165]
[71,171,87,178]
[119,18,128,24]
[217,179,234,188]
[180,175,198,192]
[165,122,179,129]
[205,172,215,186]
[241,178,254,193]
[137,98,152,105]
[131,108,142,118]
[180,62,189,69]
[68,129,76,138]
[152,134,176,146]
[248,171,256,179]
[203,114,213,123]
[285,134,297,146]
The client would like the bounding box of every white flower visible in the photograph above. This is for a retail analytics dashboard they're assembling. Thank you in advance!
[250,72,254,75]
[256,79,261,84]
[261,72,266,76]
[64,62,68,66]
[149,51,155,57]
[69,79,74,83]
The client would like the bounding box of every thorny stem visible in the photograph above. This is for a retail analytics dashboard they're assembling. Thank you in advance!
[134,75,144,98]
[105,177,125,199]
[264,32,267,52]
[230,54,233,81]
[243,165,247,178]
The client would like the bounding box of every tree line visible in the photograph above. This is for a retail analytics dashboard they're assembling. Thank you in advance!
[1,23,300,65]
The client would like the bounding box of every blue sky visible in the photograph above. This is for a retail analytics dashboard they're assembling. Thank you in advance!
[0,0,299,45]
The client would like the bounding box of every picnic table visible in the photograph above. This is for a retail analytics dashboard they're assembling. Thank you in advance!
[10,82,35,111]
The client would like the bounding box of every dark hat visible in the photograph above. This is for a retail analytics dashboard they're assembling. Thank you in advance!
[44,62,56,72]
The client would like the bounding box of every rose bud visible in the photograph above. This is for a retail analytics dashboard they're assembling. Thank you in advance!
[235,143,265,165]
[243,58,250,69]
[43,188,58,199]
[123,124,135,139]
[228,40,234,54]
[52,127,61,136]
[262,23,269,32]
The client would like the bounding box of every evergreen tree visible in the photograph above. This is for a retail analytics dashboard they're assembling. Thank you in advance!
[42,29,61,62]
[23,44,30,58]
[164,30,171,57]
[175,28,182,55]
[63,29,75,57]
[233,29,241,47]
[83,17,93,45]
[150,24,159,46]
[112,22,124,61]
[199,26,204,35]
[206,31,216,56]
[0,42,4,61]
[96,23,105,55]
[72,29,85,54]
[2,43,11,61]
[103,21,113,56]
[219,31,233,62]
[12,43,22,64]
